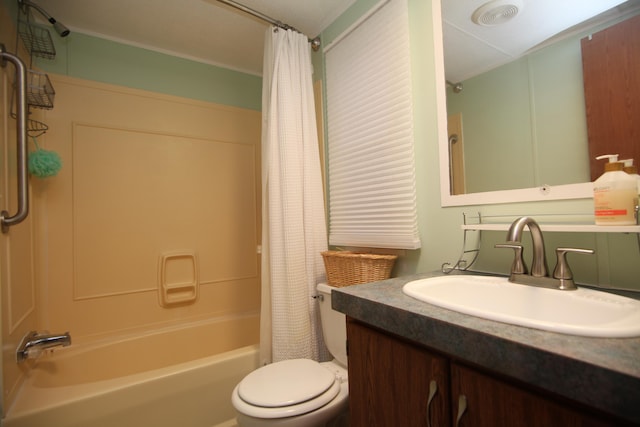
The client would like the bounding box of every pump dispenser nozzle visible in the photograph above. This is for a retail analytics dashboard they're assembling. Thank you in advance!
[596,154,623,172]
[621,159,637,173]
[596,154,620,163]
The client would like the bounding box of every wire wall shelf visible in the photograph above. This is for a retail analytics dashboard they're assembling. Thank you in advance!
[6,7,58,139]
[442,212,482,274]
[26,70,55,109]
[26,117,48,136]
[443,211,640,274]
[10,111,49,137]
[459,212,640,233]
[17,20,56,60]
[10,86,50,137]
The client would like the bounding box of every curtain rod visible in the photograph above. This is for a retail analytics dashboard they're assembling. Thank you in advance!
[216,0,321,51]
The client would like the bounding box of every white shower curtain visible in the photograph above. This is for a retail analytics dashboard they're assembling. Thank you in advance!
[260,27,330,365]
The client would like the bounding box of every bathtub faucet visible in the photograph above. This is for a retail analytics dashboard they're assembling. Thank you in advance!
[16,330,71,362]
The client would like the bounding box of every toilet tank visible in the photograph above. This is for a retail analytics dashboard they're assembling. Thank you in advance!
[316,283,347,366]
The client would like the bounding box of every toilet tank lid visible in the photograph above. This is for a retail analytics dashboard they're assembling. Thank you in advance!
[316,282,333,293]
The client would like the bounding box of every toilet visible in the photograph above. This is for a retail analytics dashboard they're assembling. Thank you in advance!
[232,283,348,427]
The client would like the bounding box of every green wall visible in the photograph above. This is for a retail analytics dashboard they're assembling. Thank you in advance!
[446,31,592,194]
[37,28,262,111]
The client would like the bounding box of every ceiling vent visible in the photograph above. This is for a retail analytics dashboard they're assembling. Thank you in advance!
[472,0,524,26]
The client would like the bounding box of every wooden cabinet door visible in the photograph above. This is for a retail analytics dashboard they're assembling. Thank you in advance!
[451,362,622,427]
[582,14,640,181]
[347,318,450,427]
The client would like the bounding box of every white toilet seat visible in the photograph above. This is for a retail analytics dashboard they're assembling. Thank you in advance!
[233,359,341,419]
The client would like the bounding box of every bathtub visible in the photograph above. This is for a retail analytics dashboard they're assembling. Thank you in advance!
[3,316,260,427]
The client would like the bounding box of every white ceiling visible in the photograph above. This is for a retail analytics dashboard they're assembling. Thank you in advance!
[31,0,357,75]
[443,0,637,82]
[27,0,639,80]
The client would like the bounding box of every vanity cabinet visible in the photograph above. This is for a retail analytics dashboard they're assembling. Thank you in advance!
[450,362,618,427]
[347,318,626,427]
[347,319,450,426]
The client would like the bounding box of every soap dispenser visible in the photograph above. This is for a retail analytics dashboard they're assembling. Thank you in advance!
[621,158,640,222]
[621,159,640,193]
[593,154,637,225]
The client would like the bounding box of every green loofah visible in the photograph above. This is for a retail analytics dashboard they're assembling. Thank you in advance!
[28,137,62,178]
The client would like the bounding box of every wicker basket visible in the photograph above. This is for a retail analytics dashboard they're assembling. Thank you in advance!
[321,251,397,287]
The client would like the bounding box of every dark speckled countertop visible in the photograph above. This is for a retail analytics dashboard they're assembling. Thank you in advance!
[331,271,640,425]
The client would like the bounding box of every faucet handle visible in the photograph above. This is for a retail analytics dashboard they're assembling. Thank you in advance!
[552,248,595,290]
[495,243,528,274]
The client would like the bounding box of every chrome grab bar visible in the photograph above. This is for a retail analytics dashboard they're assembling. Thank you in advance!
[0,44,29,233]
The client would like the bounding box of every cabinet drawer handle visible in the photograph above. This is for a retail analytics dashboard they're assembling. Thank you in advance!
[455,395,467,426]
[426,379,438,427]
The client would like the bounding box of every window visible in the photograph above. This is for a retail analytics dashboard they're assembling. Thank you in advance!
[325,0,420,249]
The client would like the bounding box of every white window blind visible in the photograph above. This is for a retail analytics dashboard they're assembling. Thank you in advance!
[325,0,420,250]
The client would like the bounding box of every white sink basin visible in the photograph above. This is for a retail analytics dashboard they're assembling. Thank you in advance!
[402,275,640,337]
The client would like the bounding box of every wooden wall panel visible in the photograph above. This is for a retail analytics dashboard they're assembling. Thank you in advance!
[582,15,640,180]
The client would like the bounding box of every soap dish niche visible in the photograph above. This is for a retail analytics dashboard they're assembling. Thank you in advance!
[158,251,199,307]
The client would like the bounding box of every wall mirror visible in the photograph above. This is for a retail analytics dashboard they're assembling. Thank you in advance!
[437,0,640,206]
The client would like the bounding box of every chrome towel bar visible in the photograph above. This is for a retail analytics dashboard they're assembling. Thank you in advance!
[0,44,29,233]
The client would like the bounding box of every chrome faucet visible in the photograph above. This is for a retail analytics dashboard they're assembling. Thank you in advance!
[496,217,594,290]
[17,330,71,362]
[504,216,549,277]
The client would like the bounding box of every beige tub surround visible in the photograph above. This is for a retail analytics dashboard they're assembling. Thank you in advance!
[39,74,261,339]
[4,318,259,427]
[1,65,261,414]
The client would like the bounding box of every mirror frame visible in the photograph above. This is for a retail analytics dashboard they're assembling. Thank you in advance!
[432,0,593,207]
